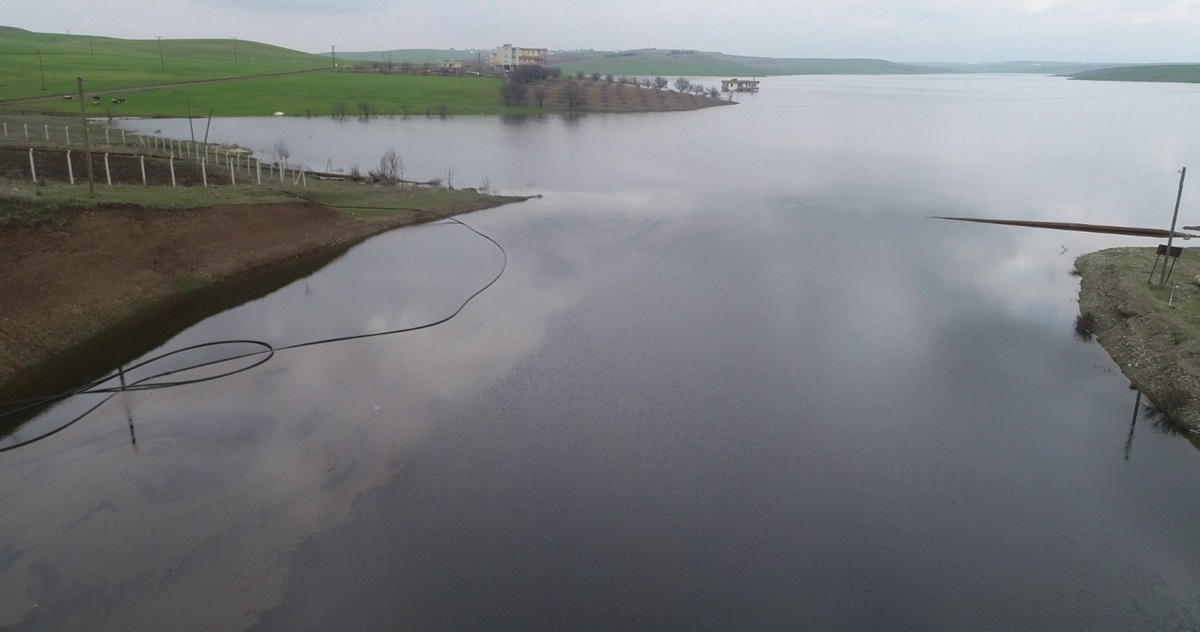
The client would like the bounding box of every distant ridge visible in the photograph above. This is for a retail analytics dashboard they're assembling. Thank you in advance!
[1068,64,1200,84]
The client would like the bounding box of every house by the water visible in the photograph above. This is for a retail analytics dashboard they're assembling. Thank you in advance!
[721,78,760,92]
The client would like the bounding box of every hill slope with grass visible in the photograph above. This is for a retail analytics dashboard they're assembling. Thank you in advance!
[549,49,948,77]
[0,26,330,101]
[1068,64,1200,84]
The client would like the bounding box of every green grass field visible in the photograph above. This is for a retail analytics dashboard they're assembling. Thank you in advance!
[21,72,510,117]
[0,26,330,100]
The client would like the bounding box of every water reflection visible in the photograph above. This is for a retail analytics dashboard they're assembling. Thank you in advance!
[7,75,1200,630]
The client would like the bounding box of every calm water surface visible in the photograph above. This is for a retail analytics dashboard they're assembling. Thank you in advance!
[4,75,1200,630]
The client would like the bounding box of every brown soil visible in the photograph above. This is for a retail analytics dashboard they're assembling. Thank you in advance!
[1076,249,1200,436]
[0,146,214,186]
[0,201,500,387]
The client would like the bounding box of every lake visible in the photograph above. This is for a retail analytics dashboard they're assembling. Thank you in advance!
[4,74,1200,630]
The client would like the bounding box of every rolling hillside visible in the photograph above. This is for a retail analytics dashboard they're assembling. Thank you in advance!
[1068,64,1200,84]
[0,26,330,100]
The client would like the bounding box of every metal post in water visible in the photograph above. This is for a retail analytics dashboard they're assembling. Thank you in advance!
[256,160,261,184]
[44,125,49,141]
[104,153,111,186]
[28,148,36,182]
[140,155,146,185]
[169,156,176,187]
[64,127,70,145]
[1161,167,1188,286]
[67,150,75,184]
[201,159,207,187]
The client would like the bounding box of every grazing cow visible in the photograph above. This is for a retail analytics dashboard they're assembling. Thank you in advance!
[62,95,73,100]
[91,97,101,105]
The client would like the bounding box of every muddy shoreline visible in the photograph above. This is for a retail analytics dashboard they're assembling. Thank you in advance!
[1076,247,1200,437]
[0,198,521,393]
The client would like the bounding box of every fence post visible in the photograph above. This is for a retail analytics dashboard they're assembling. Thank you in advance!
[64,127,70,145]
[24,123,29,140]
[28,148,36,182]
[67,150,75,184]
[201,159,207,187]
[256,159,261,184]
[230,155,236,186]
[140,155,146,185]
[170,156,176,187]
[44,125,49,141]
[105,129,110,145]
[121,129,126,145]
[104,153,112,186]
[2,122,6,138]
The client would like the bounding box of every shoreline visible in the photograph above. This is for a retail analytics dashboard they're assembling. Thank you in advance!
[1075,247,1200,438]
[0,193,527,395]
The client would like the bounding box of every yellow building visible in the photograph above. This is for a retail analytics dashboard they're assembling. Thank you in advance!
[490,44,547,72]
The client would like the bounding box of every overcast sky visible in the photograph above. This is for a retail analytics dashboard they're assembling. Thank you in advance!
[9,0,1200,62]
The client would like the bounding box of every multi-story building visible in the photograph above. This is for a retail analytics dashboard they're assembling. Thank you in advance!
[489,44,547,72]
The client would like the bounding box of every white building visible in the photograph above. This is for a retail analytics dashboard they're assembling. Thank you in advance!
[489,44,547,72]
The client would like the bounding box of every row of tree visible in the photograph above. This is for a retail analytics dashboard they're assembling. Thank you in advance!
[501,70,722,107]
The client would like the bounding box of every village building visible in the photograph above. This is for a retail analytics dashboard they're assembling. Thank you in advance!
[721,78,761,93]
[489,44,547,72]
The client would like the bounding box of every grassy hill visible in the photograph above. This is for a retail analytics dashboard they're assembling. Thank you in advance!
[1068,64,1200,84]
[334,49,480,66]
[547,49,948,77]
[336,47,951,78]
[19,72,509,117]
[0,26,330,100]
[916,61,1129,75]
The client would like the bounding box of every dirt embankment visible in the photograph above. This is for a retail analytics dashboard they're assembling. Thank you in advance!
[0,201,489,387]
[1076,248,1200,434]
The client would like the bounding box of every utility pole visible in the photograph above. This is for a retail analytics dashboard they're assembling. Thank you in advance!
[75,76,95,195]
[156,36,165,70]
[232,37,239,65]
[331,44,337,71]
[36,49,46,90]
[1160,167,1188,286]
[89,34,95,59]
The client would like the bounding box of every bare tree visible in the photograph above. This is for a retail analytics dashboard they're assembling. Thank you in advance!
[653,76,668,90]
[708,86,721,99]
[590,71,601,81]
[605,74,615,83]
[674,77,691,93]
[272,140,290,171]
[533,85,547,107]
[501,79,526,105]
[575,70,586,81]
[562,81,586,109]
[370,147,403,182]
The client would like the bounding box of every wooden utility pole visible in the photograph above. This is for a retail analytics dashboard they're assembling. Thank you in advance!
[1160,167,1187,286]
[75,77,95,195]
[36,50,46,90]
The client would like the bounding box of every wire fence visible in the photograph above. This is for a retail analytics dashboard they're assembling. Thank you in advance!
[0,121,311,188]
